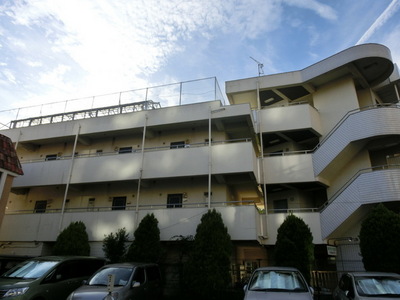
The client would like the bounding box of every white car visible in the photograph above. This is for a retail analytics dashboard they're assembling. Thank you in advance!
[243,266,314,300]
[333,272,400,300]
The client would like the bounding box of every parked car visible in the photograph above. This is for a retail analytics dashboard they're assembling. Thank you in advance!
[66,262,162,300]
[243,266,314,300]
[0,256,105,300]
[0,255,33,275]
[333,272,400,300]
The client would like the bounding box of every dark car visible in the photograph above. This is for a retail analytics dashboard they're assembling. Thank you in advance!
[243,266,314,300]
[0,255,33,275]
[333,272,400,300]
[0,256,105,300]
[67,262,162,300]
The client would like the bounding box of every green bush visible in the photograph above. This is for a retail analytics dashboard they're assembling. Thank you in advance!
[274,214,314,283]
[103,228,129,263]
[183,209,233,300]
[359,203,400,273]
[126,213,162,263]
[53,221,90,256]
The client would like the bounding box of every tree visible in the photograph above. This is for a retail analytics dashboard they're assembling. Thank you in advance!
[274,214,314,283]
[359,203,400,273]
[126,213,162,263]
[53,221,90,255]
[184,209,233,300]
[103,228,129,263]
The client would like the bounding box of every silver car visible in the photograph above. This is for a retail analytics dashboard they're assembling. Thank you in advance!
[67,262,162,300]
[243,266,314,300]
[333,272,400,300]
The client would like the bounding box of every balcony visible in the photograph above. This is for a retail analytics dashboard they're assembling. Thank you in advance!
[265,209,323,244]
[13,139,256,187]
[320,166,400,239]
[313,105,400,177]
[0,202,259,242]
[263,152,315,184]
[258,103,322,135]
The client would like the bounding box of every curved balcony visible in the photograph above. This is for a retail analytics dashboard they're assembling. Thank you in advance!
[313,105,400,176]
[320,166,400,239]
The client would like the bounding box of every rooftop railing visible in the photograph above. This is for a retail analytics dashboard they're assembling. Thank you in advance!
[0,77,225,129]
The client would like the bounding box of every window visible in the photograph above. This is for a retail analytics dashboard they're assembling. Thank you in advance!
[167,194,183,208]
[45,154,58,161]
[146,266,161,282]
[133,267,145,284]
[34,200,47,213]
[88,198,95,211]
[170,141,185,149]
[112,197,126,210]
[119,147,133,154]
[273,199,288,213]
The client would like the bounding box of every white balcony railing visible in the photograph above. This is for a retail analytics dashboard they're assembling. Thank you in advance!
[0,203,259,242]
[14,139,255,187]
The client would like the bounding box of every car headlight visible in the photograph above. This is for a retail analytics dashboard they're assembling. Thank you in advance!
[4,287,29,297]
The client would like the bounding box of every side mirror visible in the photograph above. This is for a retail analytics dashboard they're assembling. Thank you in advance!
[345,290,354,299]
[309,287,314,295]
[132,281,141,288]
[243,285,247,291]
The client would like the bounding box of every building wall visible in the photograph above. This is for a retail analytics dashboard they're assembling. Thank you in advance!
[313,76,360,137]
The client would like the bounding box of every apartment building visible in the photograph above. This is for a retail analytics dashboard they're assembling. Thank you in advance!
[0,43,399,277]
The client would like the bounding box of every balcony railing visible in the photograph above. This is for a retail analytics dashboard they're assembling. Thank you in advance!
[19,138,251,164]
[263,103,400,157]
[5,201,320,216]
[0,77,226,130]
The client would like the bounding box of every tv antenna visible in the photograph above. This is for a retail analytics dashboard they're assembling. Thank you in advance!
[250,56,264,76]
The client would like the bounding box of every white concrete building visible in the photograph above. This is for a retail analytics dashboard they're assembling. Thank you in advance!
[0,43,399,277]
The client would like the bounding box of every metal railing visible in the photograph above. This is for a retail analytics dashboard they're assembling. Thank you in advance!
[263,103,400,157]
[0,77,226,129]
[319,164,400,212]
[19,138,252,163]
[5,200,256,215]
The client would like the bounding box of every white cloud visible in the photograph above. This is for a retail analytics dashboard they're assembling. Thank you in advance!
[284,0,337,20]
[357,0,400,45]
[1,69,17,84]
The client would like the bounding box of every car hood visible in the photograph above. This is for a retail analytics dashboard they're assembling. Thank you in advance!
[0,277,36,289]
[69,285,124,299]
[244,290,313,300]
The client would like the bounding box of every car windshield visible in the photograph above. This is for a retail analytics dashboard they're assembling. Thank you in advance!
[248,270,308,292]
[1,260,58,279]
[355,276,400,296]
[88,267,134,287]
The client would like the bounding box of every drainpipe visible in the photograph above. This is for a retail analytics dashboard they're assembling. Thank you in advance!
[14,130,22,150]
[257,80,268,240]
[59,124,81,232]
[207,106,226,209]
[135,114,148,230]
[208,107,212,209]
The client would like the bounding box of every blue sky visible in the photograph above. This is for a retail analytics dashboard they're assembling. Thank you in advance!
[0,0,400,119]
